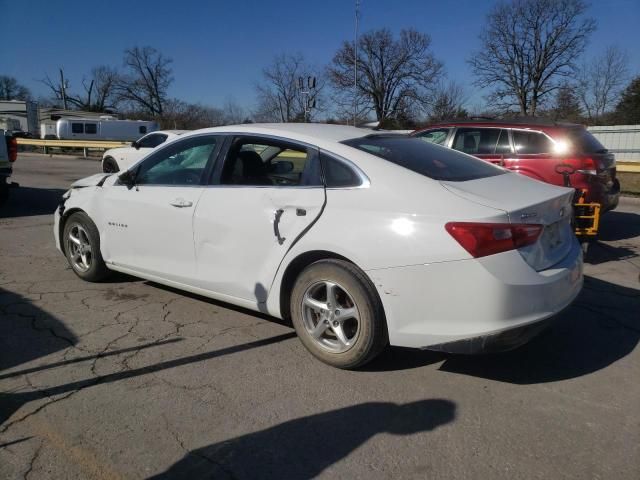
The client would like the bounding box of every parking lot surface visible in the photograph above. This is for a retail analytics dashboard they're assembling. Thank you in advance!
[1,153,639,479]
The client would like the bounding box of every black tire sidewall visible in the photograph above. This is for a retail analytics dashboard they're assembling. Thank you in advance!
[290,260,387,369]
[62,212,109,282]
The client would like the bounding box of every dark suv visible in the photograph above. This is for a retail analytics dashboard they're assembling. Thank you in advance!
[412,119,620,213]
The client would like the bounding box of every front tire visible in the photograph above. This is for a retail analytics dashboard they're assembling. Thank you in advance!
[290,259,388,369]
[102,156,119,173]
[63,212,110,282]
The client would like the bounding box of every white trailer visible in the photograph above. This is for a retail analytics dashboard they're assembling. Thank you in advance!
[55,117,159,141]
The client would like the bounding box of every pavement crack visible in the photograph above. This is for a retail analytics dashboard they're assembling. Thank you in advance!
[23,439,43,480]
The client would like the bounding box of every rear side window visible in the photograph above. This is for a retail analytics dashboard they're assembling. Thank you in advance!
[416,128,450,145]
[565,128,607,153]
[71,123,83,134]
[343,135,505,182]
[139,126,147,134]
[85,123,97,134]
[452,128,503,155]
[513,131,554,154]
[138,134,168,149]
[321,153,361,187]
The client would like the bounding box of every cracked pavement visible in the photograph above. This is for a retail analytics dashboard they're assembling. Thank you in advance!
[1,154,639,479]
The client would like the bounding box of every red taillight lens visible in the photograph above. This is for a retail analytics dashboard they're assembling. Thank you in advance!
[445,222,543,258]
[7,137,17,162]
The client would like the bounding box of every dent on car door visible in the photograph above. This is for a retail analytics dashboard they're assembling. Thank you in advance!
[192,136,326,306]
[101,135,222,282]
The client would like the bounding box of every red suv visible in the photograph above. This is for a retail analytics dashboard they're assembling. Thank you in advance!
[412,119,620,213]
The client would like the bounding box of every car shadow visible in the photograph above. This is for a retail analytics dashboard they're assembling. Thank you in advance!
[0,186,65,218]
[148,399,456,479]
[597,210,640,242]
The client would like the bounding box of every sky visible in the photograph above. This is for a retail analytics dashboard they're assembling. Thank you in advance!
[1,0,639,114]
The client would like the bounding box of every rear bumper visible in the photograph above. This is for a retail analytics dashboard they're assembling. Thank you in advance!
[367,237,583,351]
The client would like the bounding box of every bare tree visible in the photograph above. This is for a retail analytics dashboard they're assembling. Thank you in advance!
[469,0,595,116]
[84,66,120,111]
[549,82,583,122]
[0,75,31,100]
[116,46,173,116]
[222,98,246,124]
[577,46,629,123]
[427,81,468,122]
[255,53,323,122]
[329,28,443,123]
[41,66,120,111]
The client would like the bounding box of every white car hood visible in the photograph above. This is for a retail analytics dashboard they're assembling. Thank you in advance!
[70,173,113,188]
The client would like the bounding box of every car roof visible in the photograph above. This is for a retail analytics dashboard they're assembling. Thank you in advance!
[183,123,378,145]
[156,130,188,136]
[414,118,584,133]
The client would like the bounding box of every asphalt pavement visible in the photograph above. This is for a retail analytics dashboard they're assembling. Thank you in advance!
[1,153,639,479]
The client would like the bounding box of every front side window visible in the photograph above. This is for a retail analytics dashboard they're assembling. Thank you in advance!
[85,123,97,134]
[416,128,450,146]
[135,136,219,186]
[343,135,505,182]
[513,130,554,154]
[452,128,502,155]
[221,137,320,187]
[138,133,168,149]
[71,123,83,134]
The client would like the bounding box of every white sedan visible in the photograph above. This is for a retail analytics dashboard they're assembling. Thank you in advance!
[101,130,187,173]
[55,124,583,368]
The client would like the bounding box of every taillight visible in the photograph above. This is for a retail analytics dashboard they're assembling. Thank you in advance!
[445,222,543,258]
[7,136,17,162]
[575,157,597,175]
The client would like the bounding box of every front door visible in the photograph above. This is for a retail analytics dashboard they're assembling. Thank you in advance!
[192,135,326,306]
[101,134,221,284]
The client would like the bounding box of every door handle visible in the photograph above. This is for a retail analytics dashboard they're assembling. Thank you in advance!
[273,209,286,245]
[169,199,193,208]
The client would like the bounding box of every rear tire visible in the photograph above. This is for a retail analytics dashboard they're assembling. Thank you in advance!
[63,212,111,282]
[290,259,388,369]
[102,157,119,173]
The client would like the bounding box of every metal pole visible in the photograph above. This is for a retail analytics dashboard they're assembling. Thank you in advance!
[354,0,360,126]
[59,69,68,110]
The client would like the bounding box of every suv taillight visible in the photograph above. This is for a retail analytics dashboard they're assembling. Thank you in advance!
[7,136,17,162]
[575,157,597,175]
[445,222,543,258]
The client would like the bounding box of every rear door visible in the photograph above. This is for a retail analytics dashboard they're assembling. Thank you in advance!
[192,135,326,306]
[451,127,512,166]
[508,129,557,183]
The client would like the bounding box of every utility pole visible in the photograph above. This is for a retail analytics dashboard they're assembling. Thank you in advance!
[298,76,317,123]
[59,68,68,110]
[354,0,360,126]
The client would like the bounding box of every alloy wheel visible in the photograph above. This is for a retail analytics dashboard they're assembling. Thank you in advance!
[301,280,360,353]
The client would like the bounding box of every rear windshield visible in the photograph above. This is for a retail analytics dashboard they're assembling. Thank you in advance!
[566,128,608,153]
[342,135,505,181]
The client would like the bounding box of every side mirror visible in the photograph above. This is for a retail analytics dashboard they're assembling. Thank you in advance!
[118,170,136,190]
[131,141,139,149]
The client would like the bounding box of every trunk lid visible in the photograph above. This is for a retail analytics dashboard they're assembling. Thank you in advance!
[441,172,575,271]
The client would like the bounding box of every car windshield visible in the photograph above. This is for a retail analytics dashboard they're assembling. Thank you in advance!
[342,135,506,181]
[565,128,608,154]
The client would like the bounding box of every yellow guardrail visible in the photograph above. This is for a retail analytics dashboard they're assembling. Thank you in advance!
[16,138,129,149]
[617,161,640,173]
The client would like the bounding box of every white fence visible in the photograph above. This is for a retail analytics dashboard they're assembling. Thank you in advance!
[588,125,640,162]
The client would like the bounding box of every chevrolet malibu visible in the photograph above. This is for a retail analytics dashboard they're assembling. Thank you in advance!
[54,124,583,368]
